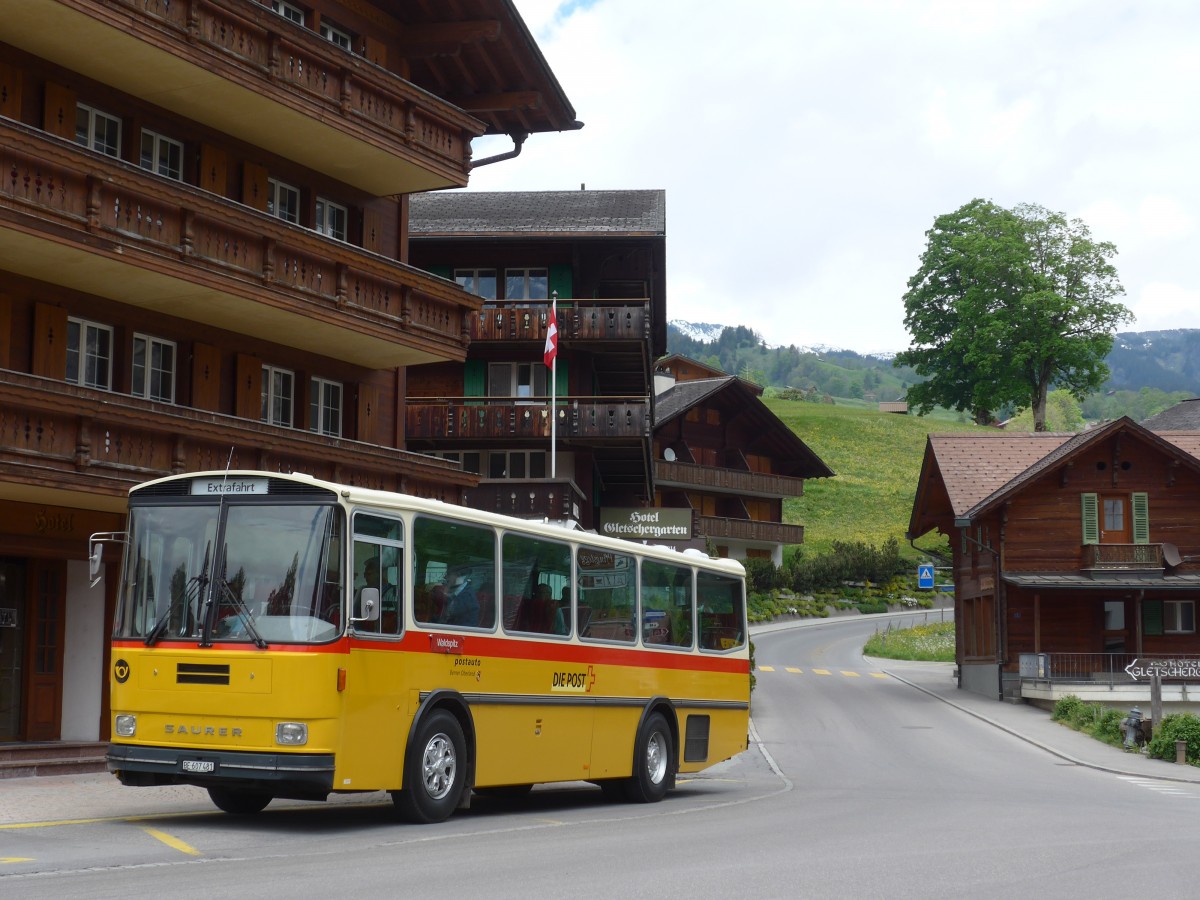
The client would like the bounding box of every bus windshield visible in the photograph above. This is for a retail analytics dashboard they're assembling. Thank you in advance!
[115,501,343,645]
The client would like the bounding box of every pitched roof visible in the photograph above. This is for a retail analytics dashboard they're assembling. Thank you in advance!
[1142,398,1200,431]
[909,418,1200,539]
[653,377,834,478]
[409,190,666,237]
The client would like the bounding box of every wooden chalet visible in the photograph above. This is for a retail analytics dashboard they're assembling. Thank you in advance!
[652,357,833,563]
[406,189,666,530]
[908,417,1200,706]
[0,0,578,747]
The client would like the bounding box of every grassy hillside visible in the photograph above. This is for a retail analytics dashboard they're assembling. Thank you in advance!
[764,399,991,560]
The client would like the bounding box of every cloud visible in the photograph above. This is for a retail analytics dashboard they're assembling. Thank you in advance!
[465,1,1200,351]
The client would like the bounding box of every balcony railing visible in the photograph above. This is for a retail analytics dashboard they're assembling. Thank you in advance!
[655,459,807,499]
[1083,543,1165,570]
[696,515,805,546]
[0,369,474,502]
[464,479,588,525]
[469,302,649,343]
[405,398,649,441]
[9,0,482,193]
[0,123,474,367]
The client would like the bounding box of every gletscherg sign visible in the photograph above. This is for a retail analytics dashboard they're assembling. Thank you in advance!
[599,508,692,540]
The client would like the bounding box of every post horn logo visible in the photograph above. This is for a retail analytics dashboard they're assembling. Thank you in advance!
[114,659,130,684]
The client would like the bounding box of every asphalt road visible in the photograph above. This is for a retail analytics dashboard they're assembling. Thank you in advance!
[4,613,1200,899]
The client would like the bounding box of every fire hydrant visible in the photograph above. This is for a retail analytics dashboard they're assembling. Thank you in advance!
[1121,706,1143,749]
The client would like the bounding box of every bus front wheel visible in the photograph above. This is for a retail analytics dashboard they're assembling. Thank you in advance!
[624,712,673,803]
[393,709,467,824]
[207,787,272,815]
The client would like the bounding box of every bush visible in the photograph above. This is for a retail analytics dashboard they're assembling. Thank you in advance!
[742,557,779,594]
[1052,695,1086,724]
[1148,713,1200,763]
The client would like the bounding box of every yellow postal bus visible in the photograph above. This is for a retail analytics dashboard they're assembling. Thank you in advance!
[103,470,750,822]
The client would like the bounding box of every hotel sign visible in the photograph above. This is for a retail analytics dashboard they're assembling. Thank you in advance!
[599,508,692,540]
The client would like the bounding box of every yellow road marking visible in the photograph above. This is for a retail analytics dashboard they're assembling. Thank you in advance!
[841,671,860,677]
[812,668,831,675]
[2,857,34,864]
[758,665,775,672]
[143,827,201,857]
[870,673,890,679]
[785,667,803,673]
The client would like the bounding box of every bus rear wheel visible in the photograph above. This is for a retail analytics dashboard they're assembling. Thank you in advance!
[393,709,467,824]
[207,787,272,815]
[624,712,673,803]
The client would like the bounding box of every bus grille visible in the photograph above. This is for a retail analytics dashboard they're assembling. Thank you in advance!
[177,663,231,685]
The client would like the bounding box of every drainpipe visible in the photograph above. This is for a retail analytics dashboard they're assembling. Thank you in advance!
[471,131,529,169]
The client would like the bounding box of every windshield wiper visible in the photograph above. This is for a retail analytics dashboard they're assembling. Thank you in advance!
[212,577,268,649]
[145,542,210,647]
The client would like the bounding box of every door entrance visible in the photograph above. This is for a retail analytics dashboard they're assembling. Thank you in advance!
[23,559,66,742]
[0,559,27,741]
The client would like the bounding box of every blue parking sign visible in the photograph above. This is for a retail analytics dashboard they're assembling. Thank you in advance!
[917,564,935,590]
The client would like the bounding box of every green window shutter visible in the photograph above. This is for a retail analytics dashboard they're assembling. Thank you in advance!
[1080,493,1099,545]
[426,265,452,280]
[555,359,568,398]
[1131,492,1149,544]
[1143,599,1163,636]
[464,359,485,407]
[549,264,572,301]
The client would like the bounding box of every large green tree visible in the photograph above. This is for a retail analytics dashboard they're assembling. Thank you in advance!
[896,199,1132,430]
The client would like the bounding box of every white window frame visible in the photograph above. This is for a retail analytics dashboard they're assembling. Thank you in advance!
[315,197,348,242]
[139,129,184,181]
[132,333,177,403]
[309,376,343,437]
[67,317,114,390]
[1165,600,1196,634]
[268,178,300,224]
[320,20,352,50]
[270,0,305,24]
[504,267,549,301]
[487,450,547,480]
[455,268,497,301]
[261,365,295,427]
[488,361,547,402]
[75,104,122,158]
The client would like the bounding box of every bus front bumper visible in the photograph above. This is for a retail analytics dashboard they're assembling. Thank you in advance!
[106,743,336,799]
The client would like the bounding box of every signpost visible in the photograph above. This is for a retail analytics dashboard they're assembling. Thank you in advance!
[917,564,935,590]
[1121,658,1200,730]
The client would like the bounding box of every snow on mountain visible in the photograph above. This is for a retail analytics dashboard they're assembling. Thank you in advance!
[668,319,899,359]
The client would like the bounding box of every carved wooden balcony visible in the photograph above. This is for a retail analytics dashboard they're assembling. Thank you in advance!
[0,123,475,367]
[465,479,588,525]
[6,0,482,193]
[469,302,649,344]
[655,459,807,499]
[0,370,475,504]
[697,515,806,546]
[1083,543,1165,571]
[405,398,650,441]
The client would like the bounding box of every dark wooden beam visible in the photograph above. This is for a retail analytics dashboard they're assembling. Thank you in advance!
[399,20,501,57]
[450,91,543,113]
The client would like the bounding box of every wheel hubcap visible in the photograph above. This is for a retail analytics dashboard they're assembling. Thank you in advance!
[645,730,667,784]
[421,732,457,800]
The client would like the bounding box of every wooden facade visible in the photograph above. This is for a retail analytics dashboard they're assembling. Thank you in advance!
[0,0,579,745]
[406,190,667,530]
[908,418,1200,702]
[652,361,832,563]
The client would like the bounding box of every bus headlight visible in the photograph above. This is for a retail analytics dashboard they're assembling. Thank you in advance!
[275,722,308,746]
[115,715,137,737]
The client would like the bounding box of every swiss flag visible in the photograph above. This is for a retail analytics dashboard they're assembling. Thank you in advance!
[543,306,558,369]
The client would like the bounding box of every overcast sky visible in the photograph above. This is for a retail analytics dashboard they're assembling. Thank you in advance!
[464,0,1200,354]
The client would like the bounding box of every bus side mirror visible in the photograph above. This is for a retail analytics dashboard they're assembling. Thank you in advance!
[353,587,381,623]
[88,531,127,588]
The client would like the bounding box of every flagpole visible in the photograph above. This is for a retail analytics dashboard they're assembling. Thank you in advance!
[550,292,557,479]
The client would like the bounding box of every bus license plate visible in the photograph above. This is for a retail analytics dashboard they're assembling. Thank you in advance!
[182,760,215,773]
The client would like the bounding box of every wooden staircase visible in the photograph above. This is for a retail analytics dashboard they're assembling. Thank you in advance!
[0,742,109,779]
